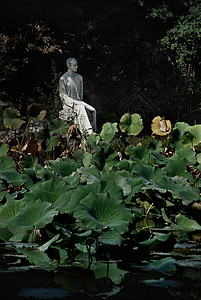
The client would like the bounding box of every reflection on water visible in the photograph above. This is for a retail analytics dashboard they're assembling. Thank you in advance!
[1,260,201,299]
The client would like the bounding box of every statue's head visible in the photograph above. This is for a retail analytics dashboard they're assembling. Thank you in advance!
[66,58,78,73]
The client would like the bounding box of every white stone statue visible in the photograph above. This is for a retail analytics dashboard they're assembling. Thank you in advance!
[59,58,96,134]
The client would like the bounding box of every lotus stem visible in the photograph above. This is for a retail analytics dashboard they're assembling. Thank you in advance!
[146,202,154,228]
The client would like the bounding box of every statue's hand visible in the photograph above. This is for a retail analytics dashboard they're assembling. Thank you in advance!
[84,103,96,112]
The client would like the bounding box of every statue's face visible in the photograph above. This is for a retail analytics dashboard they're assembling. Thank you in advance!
[69,60,78,73]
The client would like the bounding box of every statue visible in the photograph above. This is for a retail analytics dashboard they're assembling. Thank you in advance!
[59,58,96,134]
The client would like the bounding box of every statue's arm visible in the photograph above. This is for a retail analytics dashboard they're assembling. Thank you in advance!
[59,78,76,107]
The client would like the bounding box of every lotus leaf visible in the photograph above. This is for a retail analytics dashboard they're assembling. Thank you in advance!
[139,233,171,250]
[83,152,92,167]
[0,143,9,157]
[27,103,46,121]
[176,214,201,232]
[0,197,25,227]
[172,187,200,205]
[74,192,132,232]
[51,158,82,177]
[151,116,171,136]
[98,231,124,245]
[163,155,188,178]
[17,248,51,266]
[68,180,123,215]
[183,125,201,148]
[49,117,69,135]
[8,199,58,235]
[3,107,25,130]
[125,145,149,161]
[100,122,118,143]
[132,163,162,186]
[0,170,23,186]
[147,257,177,275]
[173,122,191,140]
[46,136,59,150]
[101,170,131,196]
[91,262,127,284]
[119,113,143,136]
[23,178,72,212]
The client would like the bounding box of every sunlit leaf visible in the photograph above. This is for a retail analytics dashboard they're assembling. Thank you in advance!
[3,107,25,130]
[120,113,143,136]
[151,116,171,136]
[100,122,118,143]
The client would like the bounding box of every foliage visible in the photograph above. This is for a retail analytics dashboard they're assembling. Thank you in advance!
[1,112,201,300]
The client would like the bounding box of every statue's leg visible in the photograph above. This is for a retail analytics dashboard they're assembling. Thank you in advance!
[74,104,93,134]
[92,110,96,132]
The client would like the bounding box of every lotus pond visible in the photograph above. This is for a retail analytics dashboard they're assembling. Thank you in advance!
[1,109,201,299]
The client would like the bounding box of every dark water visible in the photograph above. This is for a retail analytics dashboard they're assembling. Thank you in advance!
[1,262,201,300]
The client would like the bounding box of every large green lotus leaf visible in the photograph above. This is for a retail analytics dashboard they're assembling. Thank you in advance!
[63,173,80,188]
[98,231,124,245]
[125,145,149,161]
[51,158,82,177]
[49,117,69,135]
[119,113,143,136]
[162,155,188,178]
[176,214,201,232]
[0,197,25,227]
[8,199,58,235]
[67,182,100,214]
[23,178,71,212]
[149,175,185,194]
[147,257,177,276]
[0,170,23,186]
[176,147,196,164]
[132,163,162,186]
[46,136,59,150]
[17,249,51,266]
[101,170,131,197]
[74,192,132,232]
[77,165,102,184]
[21,155,38,169]
[91,262,127,284]
[68,180,123,215]
[172,187,200,205]
[3,107,25,130]
[0,227,13,241]
[0,155,16,170]
[104,152,120,170]
[0,143,9,157]
[151,150,169,165]
[173,122,191,140]
[100,122,118,143]
[97,180,123,200]
[139,233,171,250]
[22,169,37,188]
[183,125,201,148]
[125,178,144,204]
